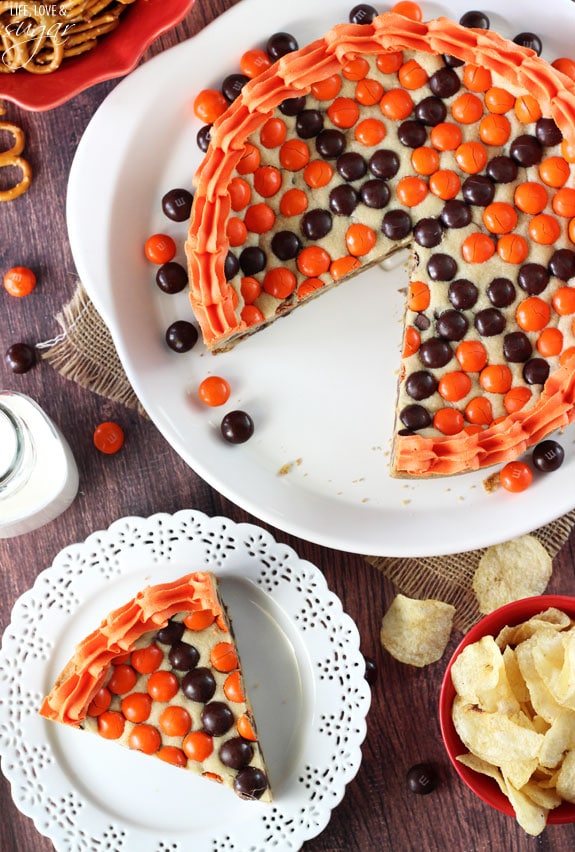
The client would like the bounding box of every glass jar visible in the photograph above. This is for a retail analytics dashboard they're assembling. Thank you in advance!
[0,391,79,538]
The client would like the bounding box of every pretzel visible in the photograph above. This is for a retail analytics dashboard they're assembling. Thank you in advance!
[0,121,32,201]
[0,1,137,74]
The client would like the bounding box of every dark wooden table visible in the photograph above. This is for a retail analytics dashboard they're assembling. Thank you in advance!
[1,2,575,850]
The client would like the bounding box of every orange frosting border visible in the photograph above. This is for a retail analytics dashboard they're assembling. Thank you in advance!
[187,12,575,475]
[39,572,224,726]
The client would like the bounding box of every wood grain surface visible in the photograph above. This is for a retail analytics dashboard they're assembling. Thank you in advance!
[1,2,575,850]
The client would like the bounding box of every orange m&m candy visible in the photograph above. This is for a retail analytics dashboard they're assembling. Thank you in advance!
[402,326,421,357]
[240,48,271,78]
[479,364,512,394]
[552,57,575,81]
[355,78,385,106]
[380,88,414,120]
[465,396,493,426]
[144,233,176,264]
[260,118,287,149]
[193,88,227,123]
[438,371,471,402]
[355,118,387,146]
[327,97,360,128]
[346,223,377,256]
[198,375,231,407]
[396,175,428,207]
[497,234,529,264]
[279,139,310,171]
[3,266,36,297]
[433,407,465,435]
[408,280,430,311]
[121,692,152,723]
[514,95,542,124]
[430,122,462,151]
[479,114,511,146]
[280,188,308,217]
[516,297,551,332]
[539,156,570,188]
[93,421,124,454]
[157,747,187,767]
[411,146,440,176]
[303,160,334,188]
[253,165,282,197]
[514,181,548,214]
[343,56,370,81]
[183,731,214,762]
[241,305,264,326]
[263,267,296,299]
[499,461,533,493]
[483,203,517,235]
[298,246,331,277]
[391,1,423,21]
[398,58,428,89]
[455,141,488,174]
[537,327,563,357]
[456,340,488,372]
[484,87,515,114]
[244,203,275,234]
[376,51,403,74]
[429,169,460,200]
[128,724,161,755]
[330,255,361,280]
[552,286,575,315]
[528,214,561,245]
[504,386,532,414]
[311,74,342,100]
[552,188,575,218]
[451,92,483,124]
[98,710,125,740]
[461,232,495,263]
[236,144,260,174]
[462,65,492,92]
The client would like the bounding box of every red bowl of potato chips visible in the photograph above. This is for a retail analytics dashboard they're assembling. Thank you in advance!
[439,595,575,836]
[0,0,195,111]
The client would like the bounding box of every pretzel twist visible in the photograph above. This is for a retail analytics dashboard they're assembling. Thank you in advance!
[0,120,32,201]
[0,0,136,73]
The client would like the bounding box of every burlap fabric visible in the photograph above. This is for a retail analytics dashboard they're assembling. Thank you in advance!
[40,282,575,633]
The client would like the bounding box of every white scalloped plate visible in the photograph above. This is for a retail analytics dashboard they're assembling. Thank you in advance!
[0,511,370,851]
[67,0,575,556]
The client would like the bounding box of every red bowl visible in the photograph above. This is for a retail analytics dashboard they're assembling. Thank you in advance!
[439,595,575,825]
[0,0,195,111]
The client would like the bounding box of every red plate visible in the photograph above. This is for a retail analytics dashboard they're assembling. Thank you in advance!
[439,595,575,825]
[0,0,195,111]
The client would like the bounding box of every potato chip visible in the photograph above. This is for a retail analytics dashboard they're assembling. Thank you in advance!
[556,749,575,803]
[496,608,571,649]
[539,711,575,769]
[457,752,548,836]
[379,593,455,667]
[452,697,543,766]
[515,635,565,724]
[539,628,575,710]
[502,645,531,706]
[450,636,520,714]
[472,535,552,614]
[503,779,548,837]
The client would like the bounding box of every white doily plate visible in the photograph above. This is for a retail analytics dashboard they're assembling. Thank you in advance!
[0,510,371,851]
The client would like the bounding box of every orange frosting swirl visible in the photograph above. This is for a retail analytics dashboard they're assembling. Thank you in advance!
[39,572,224,726]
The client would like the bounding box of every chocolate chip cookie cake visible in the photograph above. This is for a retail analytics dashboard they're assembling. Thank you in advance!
[186,10,575,476]
[40,572,271,801]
